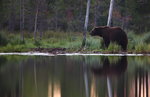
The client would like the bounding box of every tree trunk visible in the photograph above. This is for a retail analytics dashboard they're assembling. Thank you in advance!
[22,0,25,29]
[34,2,39,41]
[55,10,58,31]
[94,0,98,26]
[107,0,115,26]
[39,31,43,40]
[20,0,22,40]
[9,0,15,31]
[120,0,126,29]
[82,0,91,48]
[20,0,25,41]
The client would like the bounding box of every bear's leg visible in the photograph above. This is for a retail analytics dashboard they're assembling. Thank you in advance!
[100,40,105,49]
[119,42,127,51]
[122,45,127,51]
[104,40,110,48]
[119,41,127,51]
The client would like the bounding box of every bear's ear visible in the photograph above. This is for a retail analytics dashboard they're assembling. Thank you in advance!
[94,27,100,32]
[92,27,96,30]
[90,27,96,32]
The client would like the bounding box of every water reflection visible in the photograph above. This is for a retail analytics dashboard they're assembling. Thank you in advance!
[88,56,150,97]
[0,56,150,97]
[91,57,127,76]
[48,81,61,97]
[134,69,149,97]
[88,56,127,97]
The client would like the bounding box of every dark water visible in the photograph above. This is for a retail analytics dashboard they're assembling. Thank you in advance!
[0,55,150,97]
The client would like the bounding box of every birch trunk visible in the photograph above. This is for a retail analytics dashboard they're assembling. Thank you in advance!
[20,0,24,41]
[20,0,22,40]
[34,2,39,41]
[107,0,115,26]
[106,1,115,95]
[82,0,91,48]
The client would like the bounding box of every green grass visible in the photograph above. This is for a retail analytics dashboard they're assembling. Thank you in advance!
[106,43,122,52]
[0,30,150,53]
[127,32,150,52]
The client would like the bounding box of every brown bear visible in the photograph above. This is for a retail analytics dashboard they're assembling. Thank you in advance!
[90,26,128,50]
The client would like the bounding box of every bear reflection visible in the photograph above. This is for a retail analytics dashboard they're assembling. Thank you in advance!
[91,56,127,77]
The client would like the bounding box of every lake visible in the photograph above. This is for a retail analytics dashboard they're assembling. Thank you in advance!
[0,55,150,97]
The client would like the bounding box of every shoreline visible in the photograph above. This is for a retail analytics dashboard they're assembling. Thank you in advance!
[0,52,150,56]
[0,47,150,56]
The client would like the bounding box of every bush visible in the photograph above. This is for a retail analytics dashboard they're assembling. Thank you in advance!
[0,32,8,46]
[34,40,41,47]
[0,44,28,52]
[127,32,143,50]
[135,43,150,52]
[142,32,150,43]
[8,34,25,45]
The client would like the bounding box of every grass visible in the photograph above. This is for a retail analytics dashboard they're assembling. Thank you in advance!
[0,30,150,53]
[127,32,150,53]
[106,43,122,52]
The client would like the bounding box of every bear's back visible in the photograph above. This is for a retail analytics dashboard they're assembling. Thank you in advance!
[108,27,127,41]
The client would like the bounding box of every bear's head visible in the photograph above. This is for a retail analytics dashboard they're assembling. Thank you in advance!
[90,26,108,37]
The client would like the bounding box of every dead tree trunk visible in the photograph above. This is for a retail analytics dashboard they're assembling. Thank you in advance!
[107,0,115,26]
[34,0,39,41]
[20,0,22,40]
[20,0,24,41]
[82,0,91,48]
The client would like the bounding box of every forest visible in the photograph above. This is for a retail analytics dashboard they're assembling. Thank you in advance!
[0,0,150,53]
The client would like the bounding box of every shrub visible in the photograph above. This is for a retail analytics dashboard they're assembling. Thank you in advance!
[8,34,25,45]
[127,32,143,50]
[34,40,41,47]
[0,32,8,46]
[142,32,150,43]
[135,43,150,52]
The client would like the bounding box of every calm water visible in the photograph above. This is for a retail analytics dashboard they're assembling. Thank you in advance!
[0,55,150,97]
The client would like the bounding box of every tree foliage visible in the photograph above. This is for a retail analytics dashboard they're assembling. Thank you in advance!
[0,0,149,33]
